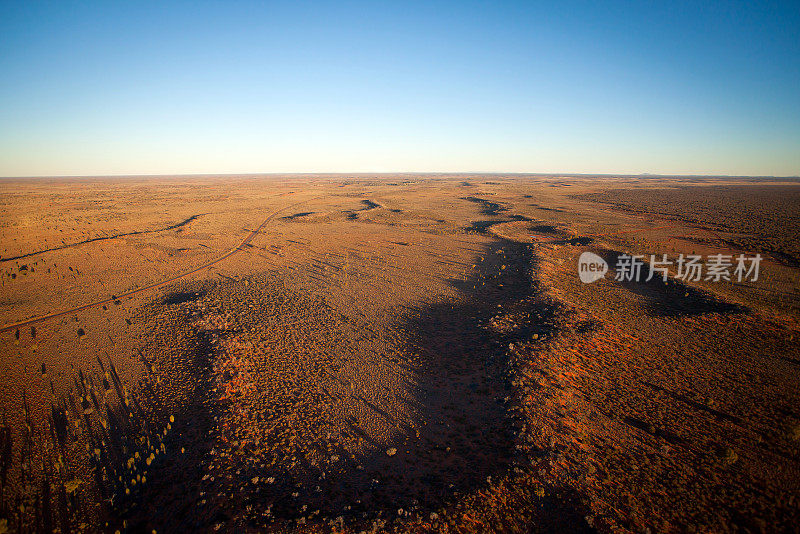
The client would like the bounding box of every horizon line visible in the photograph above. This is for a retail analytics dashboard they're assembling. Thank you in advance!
[2,171,799,180]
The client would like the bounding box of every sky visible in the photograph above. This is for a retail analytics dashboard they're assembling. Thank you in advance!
[1,0,799,177]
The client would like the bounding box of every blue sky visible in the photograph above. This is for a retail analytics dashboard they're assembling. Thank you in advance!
[1,1,798,176]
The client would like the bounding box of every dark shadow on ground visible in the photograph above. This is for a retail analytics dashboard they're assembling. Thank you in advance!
[461,196,508,215]
[0,214,205,263]
[597,250,747,317]
[465,219,498,233]
[281,212,315,220]
[160,290,206,306]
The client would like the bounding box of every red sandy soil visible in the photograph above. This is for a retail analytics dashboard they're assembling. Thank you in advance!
[0,175,798,533]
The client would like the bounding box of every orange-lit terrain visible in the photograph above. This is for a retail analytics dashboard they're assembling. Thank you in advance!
[1,175,799,533]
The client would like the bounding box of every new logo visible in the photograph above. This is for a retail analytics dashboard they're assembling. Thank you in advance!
[578,251,608,283]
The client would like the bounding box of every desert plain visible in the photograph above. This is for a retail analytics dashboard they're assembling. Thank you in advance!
[0,174,799,533]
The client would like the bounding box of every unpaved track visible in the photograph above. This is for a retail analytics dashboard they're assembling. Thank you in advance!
[0,194,318,333]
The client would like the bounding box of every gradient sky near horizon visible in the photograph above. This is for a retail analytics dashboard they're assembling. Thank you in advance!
[1,1,799,177]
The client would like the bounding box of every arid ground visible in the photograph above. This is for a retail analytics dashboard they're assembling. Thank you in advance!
[1,175,799,533]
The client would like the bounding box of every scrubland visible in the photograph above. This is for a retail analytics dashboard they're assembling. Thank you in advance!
[1,175,798,533]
